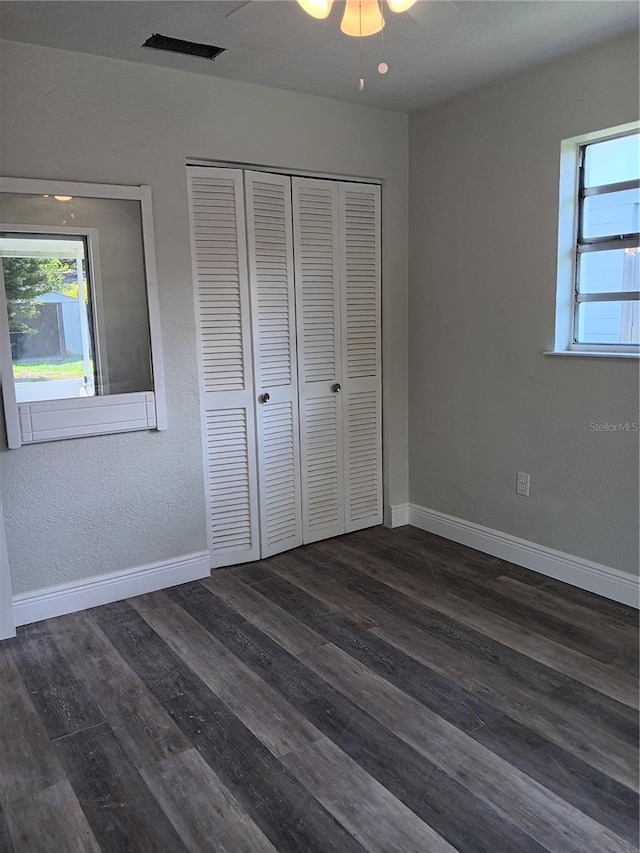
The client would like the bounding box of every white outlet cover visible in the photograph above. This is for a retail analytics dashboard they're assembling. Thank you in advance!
[517,472,530,497]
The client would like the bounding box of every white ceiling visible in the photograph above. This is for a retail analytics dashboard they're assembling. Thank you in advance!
[0,1,637,111]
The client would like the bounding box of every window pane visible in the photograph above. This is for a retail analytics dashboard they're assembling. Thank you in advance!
[0,193,153,395]
[1,236,96,403]
[576,300,640,345]
[582,187,640,239]
[584,133,640,188]
[579,247,639,294]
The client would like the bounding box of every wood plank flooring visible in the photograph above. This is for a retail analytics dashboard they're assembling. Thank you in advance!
[0,525,638,852]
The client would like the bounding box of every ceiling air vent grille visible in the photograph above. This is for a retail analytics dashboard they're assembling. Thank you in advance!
[142,33,226,61]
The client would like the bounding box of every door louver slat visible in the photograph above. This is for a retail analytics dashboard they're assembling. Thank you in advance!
[295,184,338,384]
[191,174,246,392]
[250,178,292,386]
[206,408,254,553]
[305,396,341,533]
[342,185,380,380]
[344,390,381,522]
[261,401,299,546]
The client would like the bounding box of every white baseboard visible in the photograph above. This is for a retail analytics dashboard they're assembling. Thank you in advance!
[389,503,410,527]
[12,551,211,628]
[406,504,639,609]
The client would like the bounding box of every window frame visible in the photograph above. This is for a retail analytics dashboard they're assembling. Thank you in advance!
[0,225,107,394]
[552,122,640,357]
[0,177,167,448]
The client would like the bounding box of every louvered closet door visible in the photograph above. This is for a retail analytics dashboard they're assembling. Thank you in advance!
[245,171,302,557]
[340,182,382,532]
[188,167,260,567]
[292,177,345,544]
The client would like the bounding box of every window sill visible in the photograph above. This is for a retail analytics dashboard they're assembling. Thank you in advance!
[544,350,640,359]
[17,392,157,445]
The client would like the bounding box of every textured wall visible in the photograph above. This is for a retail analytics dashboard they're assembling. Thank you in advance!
[0,40,409,594]
[409,33,640,574]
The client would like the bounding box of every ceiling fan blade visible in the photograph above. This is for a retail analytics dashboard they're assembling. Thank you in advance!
[407,0,462,25]
[225,1,253,19]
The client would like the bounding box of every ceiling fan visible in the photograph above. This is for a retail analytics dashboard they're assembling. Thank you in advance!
[223,0,461,90]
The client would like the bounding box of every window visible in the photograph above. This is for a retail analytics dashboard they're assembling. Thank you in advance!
[2,234,97,403]
[576,133,639,346]
[0,179,167,447]
[553,124,640,356]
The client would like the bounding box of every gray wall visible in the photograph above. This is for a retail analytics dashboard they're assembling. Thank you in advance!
[0,40,409,594]
[409,32,640,575]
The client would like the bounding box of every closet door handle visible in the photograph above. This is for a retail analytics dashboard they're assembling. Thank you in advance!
[259,393,270,404]
[331,383,341,393]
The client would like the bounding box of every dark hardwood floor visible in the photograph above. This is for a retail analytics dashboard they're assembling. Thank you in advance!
[0,525,638,852]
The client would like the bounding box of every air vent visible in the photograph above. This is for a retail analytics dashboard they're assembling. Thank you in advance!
[142,33,226,61]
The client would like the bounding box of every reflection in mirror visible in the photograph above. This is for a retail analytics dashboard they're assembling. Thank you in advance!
[0,234,95,403]
[0,193,153,398]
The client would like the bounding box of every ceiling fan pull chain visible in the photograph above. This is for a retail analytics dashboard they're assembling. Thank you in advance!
[378,1,388,74]
[359,1,365,90]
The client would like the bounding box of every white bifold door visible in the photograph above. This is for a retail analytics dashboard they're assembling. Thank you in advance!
[245,171,303,558]
[187,167,260,568]
[188,166,381,569]
[293,177,382,542]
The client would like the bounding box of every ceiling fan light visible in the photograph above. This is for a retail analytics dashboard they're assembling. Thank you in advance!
[387,0,417,12]
[341,0,385,37]
[297,0,334,20]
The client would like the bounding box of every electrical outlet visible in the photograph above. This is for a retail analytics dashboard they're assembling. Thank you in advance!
[517,472,530,497]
